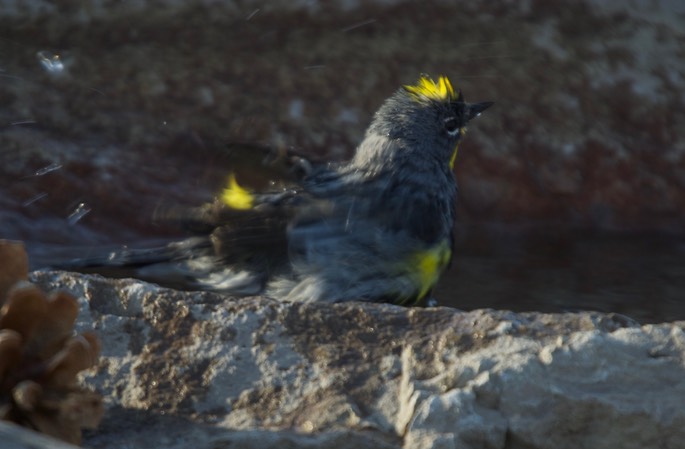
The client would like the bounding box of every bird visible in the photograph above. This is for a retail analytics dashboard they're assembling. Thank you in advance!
[57,75,492,305]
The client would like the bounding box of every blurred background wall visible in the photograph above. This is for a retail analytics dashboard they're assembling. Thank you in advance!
[1,0,683,321]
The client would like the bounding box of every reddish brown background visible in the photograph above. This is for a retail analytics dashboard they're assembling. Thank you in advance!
[1,1,684,322]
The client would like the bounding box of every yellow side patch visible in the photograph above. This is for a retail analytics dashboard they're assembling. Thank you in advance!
[405,75,457,102]
[221,173,254,210]
[412,240,452,300]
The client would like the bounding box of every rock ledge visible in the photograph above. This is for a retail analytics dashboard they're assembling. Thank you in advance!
[13,271,685,449]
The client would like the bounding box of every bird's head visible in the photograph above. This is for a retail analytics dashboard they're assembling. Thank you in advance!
[359,75,492,170]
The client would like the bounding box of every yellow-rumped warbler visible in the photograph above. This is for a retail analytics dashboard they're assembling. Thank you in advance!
[60,75,492,304]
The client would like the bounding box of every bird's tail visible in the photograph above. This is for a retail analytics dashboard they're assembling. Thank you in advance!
[48,237,215,289]
[45,141,316,294]
[49,235,270,295]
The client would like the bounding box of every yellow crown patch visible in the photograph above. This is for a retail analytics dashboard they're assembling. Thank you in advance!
[404,75,458,102]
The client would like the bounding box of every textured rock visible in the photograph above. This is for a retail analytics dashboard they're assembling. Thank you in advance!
[0,420,80,449]
[25,270,685,449]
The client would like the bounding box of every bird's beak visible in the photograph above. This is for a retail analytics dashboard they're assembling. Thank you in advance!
[467,101,494,121]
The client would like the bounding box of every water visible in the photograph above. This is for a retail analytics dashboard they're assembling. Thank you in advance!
[436,227,685,323]
[24,226,685,324]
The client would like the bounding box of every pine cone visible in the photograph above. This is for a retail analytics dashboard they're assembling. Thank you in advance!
[0,240,103,445]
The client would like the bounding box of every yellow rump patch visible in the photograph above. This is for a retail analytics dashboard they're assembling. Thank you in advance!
[221,173,254,210]
[404,75,458,102]
[411,240,452,301]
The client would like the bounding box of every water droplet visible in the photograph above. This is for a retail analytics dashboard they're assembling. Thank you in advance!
[34,162,62,176]
[22,192,47,207]
[10,120,36,126]
[341,19,376,33]
[245,8,260,20]
[37,51,65,74]
[67,203,91,225]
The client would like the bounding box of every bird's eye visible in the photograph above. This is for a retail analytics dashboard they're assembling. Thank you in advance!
[443,117,460,136]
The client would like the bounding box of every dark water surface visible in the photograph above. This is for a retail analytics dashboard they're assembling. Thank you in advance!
[24,227,685,324]
[438,227,685,324]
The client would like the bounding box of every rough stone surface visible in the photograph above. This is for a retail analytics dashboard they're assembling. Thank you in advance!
[0,421,80,449]
[23,270,685,449]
